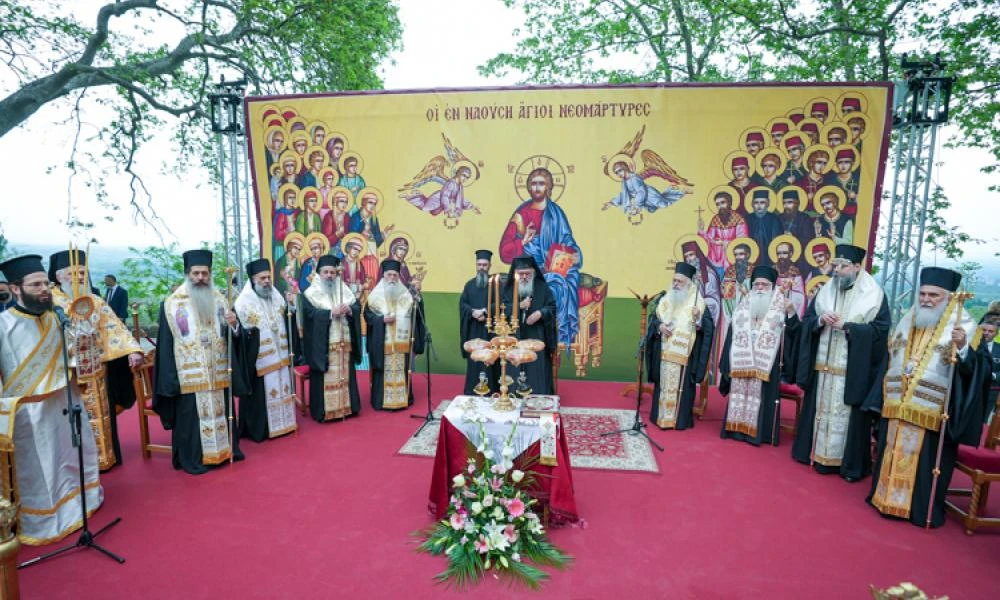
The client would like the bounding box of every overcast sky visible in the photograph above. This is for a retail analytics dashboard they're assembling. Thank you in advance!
[1,0,995,267]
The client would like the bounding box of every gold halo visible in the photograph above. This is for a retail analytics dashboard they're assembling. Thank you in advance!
[704,184,741,213]
[777,185,809,212]
[452,159,480,187]
[768,234,802,263]
[805,96,835,120]
[260,104,281,123]
[285,116,308,135]
[317,167,339,188]
[673,234,708,262]
[340,232,368,258]
[845,112,871,142]
[277,183,301,209]
[307,120,329,140]
[806,275,831,295]
[803,144,835,175]
[821,121,850,147]
[804,237,835,267]
[514,155,566,203]
[744,187,777,214]
[785,107,805,122]
[283,232,306,253]
[795,117,824,145]
[305,145,328,169]
[299,186,322,210]
[277,150,302,174]
[340,151,365,175]
[356,186,384,215]
[69,295,96,320]
[813,185,847,213]
[836,91,869,118]
[604,153,635,182]
[326,131,349,152]
[289,131,310,154]
[739,126,768,154]
[381,231,416,262]
[269,163,282,177]
[766,117,794,141]
[264,125,287,152]
[754,147,787,178]
[830,144,861,172]
[725,236,760,265]
[279,106,299,121]
[327,185,354,210]
[303,232,330,259]
[722,150,754,180]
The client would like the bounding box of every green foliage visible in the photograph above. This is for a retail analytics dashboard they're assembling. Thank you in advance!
[118,241,228,325]
[484,0,999,258]
[0,0,403,233]
[923,185,983,260]
[0,225,13,262]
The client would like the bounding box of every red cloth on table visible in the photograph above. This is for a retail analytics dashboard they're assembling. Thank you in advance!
[428,415,579,523]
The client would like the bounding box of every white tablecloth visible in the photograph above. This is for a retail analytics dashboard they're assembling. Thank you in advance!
[443,395,559,459]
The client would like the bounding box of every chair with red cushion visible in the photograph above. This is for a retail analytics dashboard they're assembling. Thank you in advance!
[779,382,804,436]
[134,349,170,459]
[945,397,1000,534]
[293,365,310,416]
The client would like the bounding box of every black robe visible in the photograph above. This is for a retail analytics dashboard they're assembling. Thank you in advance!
[719,313,801,446]
[791,294,890,479]
[302,297,362,422]
[152,303,247,475]
[364,296,426,410]
[501,277,558,396]
[103,354,137,469]
[644,300,715,430]
[866,342,993,527]
[459,277,500,395]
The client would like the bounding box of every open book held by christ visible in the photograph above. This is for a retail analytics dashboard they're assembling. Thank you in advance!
[545,244,578,277]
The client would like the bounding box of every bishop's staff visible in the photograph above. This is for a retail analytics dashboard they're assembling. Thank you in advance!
[223,265,238,465]
[771,283,792,446]
[285,284,300,415]
[925,289,974,530]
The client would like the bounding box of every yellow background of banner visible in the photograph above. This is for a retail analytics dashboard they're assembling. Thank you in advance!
[248,84,889,298]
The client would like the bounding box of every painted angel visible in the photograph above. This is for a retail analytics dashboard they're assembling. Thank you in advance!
[602,126,694,218]
[398,134,481,224]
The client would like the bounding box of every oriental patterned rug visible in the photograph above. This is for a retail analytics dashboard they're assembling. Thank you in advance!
[397,401,659,473]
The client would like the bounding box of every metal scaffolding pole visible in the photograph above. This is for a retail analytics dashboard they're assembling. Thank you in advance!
[877,57,953,323]
[209,76,250,288]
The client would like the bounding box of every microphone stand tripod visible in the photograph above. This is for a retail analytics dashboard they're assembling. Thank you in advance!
[19,313,124,568]
[410,291,438,437]
[601,291,664,452]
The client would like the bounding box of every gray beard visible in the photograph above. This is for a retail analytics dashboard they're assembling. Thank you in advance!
[518,278,533,300]
[320,278,341,303]
[750,291,771,321]
[185,280,218,325]
[667,287,687,307]
[475,271,488,288]
[59,281,77,298]
[915,302,946,329]
[837,273,857,290]
[384,281,403,303]
[253,283,272,299]
[686,258,700,270]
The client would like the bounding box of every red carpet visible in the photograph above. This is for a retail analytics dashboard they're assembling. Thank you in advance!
[18,374,998,599]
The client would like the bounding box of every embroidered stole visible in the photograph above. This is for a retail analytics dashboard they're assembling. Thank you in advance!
[655,288,706,428]
[810,272,883,466]
[367,284,414,409]
[235,284,297,436]
[164,288,232,464]
[305,281,357,420]
[872,298,972,518]
[724,290,785,437]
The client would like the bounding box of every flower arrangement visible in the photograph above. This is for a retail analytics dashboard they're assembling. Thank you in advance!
[416,420,572,589]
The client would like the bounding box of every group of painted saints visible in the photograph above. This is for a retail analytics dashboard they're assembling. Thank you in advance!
[0,247,424,545]
[625,243,993,529]
[0,234,993,547]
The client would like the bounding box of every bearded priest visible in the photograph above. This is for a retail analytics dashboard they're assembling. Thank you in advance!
[49,249,144,471]
[719,265,801,446]
[302,255,362,421]
[233,258,298,440]
[459,250,500,395]
[868,267,992,527]
[791,244,890,481]
[364,259,425,410]
[0,255,105,545]
[153,250,245,475]
[644,262,715,430]
[501,255,558,395]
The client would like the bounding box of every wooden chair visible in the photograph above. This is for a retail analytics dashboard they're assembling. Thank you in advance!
[293,365,310,416]
[779,382,804,435]
[133,349,170,459]
[945,393,1000,534]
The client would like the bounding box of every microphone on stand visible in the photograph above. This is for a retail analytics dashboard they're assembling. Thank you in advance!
[52,305,71,327]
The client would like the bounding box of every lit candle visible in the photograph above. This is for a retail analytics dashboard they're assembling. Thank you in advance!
[486,272,493,328]
[494,274,500,323]
[513,272,518,325]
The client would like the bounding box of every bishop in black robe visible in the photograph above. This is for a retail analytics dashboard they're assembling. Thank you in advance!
[459,250,500,395]
[501,256,558,396]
